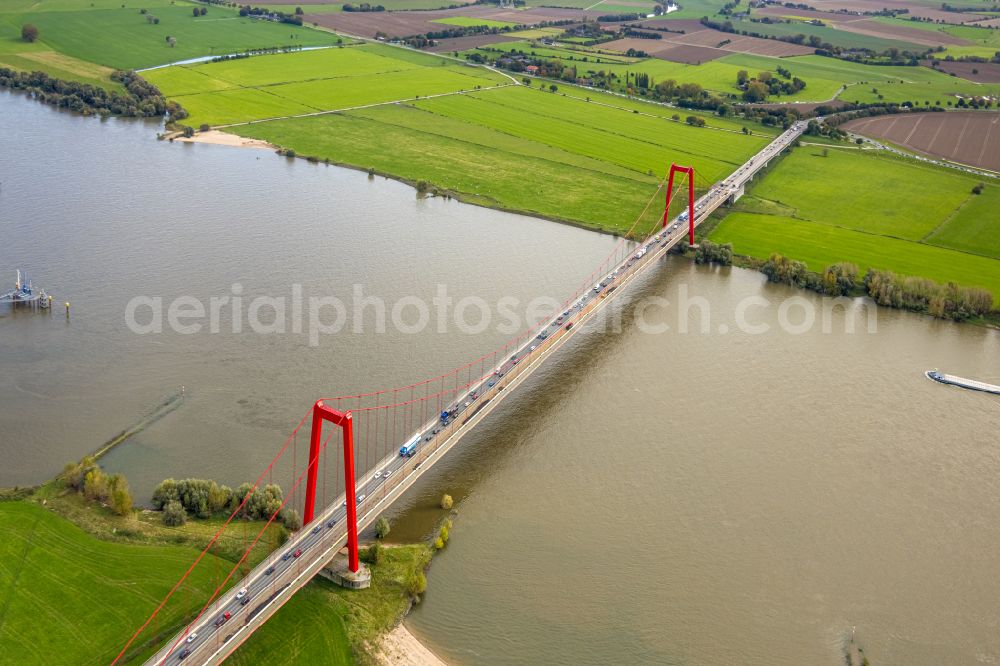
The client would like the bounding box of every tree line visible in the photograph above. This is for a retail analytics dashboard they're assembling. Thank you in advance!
[152,477,302,529]
[0,68,187,120]
[759,254,994,320]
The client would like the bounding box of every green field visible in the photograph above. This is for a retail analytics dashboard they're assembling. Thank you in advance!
[145,44,509,125]
[432,16,518,28]
[926,185,1000,259]
[233,83,767,231]
[5,4,341,70]
[709,148,1000,297]
[0,501,233,664]
[712,212,1000,297]
[483,40,967,103]
[738,13,923,52]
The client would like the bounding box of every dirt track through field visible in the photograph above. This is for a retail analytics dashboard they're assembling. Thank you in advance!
[844,111,1000,172]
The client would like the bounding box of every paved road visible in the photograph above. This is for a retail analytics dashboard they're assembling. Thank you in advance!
[145,119,808,666]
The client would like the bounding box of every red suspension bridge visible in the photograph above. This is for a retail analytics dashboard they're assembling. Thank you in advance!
[115,121,805,666]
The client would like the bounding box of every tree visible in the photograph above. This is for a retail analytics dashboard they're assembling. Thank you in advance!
[152,478,180,509]
[84,468,109,501]
[193,6,200,15]
[21,24,38,42]
[972,182,985,195]
[374,516,391,539]
[547,83,557,93]
[742,81,768,102]
[163,500,187,526]
[440,493,453,510]
[433,536,444,550]
[736,69,748,86]
[855,137,864,146]
[295,6,304,14]
[200,6,207,15]
[522,77,531,85]
[207,482,231,513]
[363,541,382,565]
[167,36,176,47]
[439,524,450,543]
[282,509,302,531]
[109,475,133,516]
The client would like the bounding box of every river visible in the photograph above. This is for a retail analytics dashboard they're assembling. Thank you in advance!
[2,90,1000,665]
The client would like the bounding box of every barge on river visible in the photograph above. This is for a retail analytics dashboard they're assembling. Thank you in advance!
[926,370,1000,396]
[0,270,50,308]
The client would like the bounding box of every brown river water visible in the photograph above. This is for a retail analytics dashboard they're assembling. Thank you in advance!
[2,91,999,665]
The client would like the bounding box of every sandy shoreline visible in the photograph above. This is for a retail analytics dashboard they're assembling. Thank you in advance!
[379,622,447,666]
[174,129,276,150]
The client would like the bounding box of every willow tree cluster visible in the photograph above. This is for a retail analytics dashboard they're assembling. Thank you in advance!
[152,477,301,529]
[0,68,186,120]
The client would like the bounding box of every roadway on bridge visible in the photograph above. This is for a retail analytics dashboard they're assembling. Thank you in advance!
[147,119,807,666]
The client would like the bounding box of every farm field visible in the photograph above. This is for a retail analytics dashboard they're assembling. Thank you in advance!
[730,15,923,52]
[480,38,971,104]
[745,148,983,239]
[231,82,769,231]
[709,147,1000,297]
[0,501,234,665]
[4,3,340,70]
[144,44,509,125]
[927,186,1000,259]
[843,112,1000,173]
[433,16,518,28]
[711,212,1000,298]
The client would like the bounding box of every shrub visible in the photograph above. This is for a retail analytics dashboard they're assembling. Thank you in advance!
[433,537,444,550]
[282,509,302,531]
[416,179,429,193]
[83,468,109,502]
[439,525,449,543]
[375,516,391,539]
[407,571,427,597]
[199,123,210,132]
[694,240,733,266]
[440,494,453,510]
[972,182,984,195]
[21,24,38,42]
[163,500,187,526]
[108,474,133,516]
[821,262,859,296]
[362,541,382,565]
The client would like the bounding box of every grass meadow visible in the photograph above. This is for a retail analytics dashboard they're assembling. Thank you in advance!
[10,4,340,70]
[432,16,518,28]
[145,44,509,125]
[709,148,1000,297]
[234,82,769,231]
[711,212,1000,298]
[0,501,232,664]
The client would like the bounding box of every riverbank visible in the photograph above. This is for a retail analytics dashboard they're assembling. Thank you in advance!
[379,623,447,666]
[173,129,276,150]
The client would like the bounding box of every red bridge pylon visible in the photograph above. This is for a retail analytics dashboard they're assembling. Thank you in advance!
[662,163,695,246]
[305,400,360,573]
